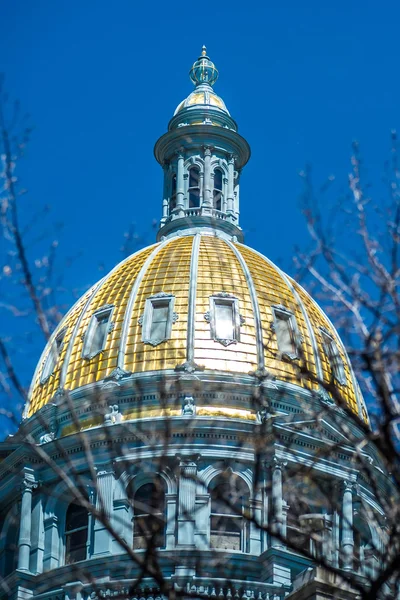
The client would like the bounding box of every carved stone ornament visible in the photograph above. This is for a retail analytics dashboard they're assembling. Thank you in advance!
[20,477,38,492]
[39,432,55,444]
[217,337,237,347]
[175,360,205,374]
[213,291,238,299]
[104,405,122,425]
[145,337,169,347]
[317,387,334,406]
[182,395,196,416]
[250,367,277,382]
[104,366,132,382]
[149,291,172,299]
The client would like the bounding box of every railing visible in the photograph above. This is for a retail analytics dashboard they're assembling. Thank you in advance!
[164,208,230,224]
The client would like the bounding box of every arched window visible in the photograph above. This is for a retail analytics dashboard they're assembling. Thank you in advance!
[133,480,166,550]
[1,513,19,576]
[170,174,177,214]
[65,502,88,564]
[213,169,224,211]
[188,166,200,208]
[210,474,249,552]
[286,498,313,555]
[285,477,332,559]
[353,507,375,572]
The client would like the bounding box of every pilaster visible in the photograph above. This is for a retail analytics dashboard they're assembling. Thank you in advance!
[270,457,286,549]
[92,468,115,557]
[176,455,199,548]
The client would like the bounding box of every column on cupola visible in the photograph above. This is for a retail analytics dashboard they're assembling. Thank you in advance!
[17,469,38,571]
[226,154,236,220]
[270,458,286,549]
[341,480,355,570]
[177,456,198,547]
[202,146,212,209]
[161,162,169,222]
[176,148,185,215]
[92,468,115,556]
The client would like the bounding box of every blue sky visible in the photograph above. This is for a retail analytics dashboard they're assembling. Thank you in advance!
[1,1,399,430]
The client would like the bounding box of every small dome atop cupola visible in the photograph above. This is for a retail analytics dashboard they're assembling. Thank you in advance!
[174,46,230,117]
[189,45,219,86]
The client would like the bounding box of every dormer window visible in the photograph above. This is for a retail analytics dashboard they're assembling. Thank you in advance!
[40,328,67,384]
[205,293,244,347]
[320,328,347,385]
[188,166,200,208]
[139,293,178,346]
[82,305,114,359]
[213,168,223,211]
[272,305,301,360]
[170,174,177,213]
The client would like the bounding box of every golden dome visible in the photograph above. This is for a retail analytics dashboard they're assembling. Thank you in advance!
[27,233,366,420]
[174,89,230,116]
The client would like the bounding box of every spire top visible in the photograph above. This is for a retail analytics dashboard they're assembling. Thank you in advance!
[189,46,219,87]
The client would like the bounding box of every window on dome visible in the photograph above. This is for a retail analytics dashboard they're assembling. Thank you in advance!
[82,306,114,359]
[133,480,166,550]
[188,166,200,208]
[320,328,347,385]
[210,474,249,552]
[213,168,224,211]
[272,306,300,360]
[140,294,177,346]
[206,294,242,346]
[40,328,66,384]
[65,502,88,564]
[170,174,177,213]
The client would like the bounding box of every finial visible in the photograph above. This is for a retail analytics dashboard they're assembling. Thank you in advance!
[189,46,219,87]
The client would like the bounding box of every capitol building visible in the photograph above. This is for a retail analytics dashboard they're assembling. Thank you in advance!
[0,49,391,600]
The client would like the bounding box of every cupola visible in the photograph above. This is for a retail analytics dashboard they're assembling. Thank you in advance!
[154,47,250,242]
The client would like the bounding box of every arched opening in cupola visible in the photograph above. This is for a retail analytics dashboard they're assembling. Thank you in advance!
[170,174,177,214]
[209,473,249,552]
[213,168,224,211]
[188,166,200,208]
[133,479,166,550]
